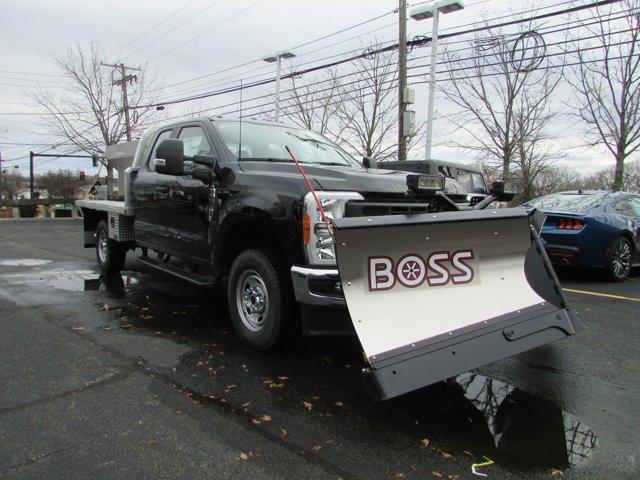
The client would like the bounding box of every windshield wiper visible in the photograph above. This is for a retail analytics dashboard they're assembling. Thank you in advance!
[240,157,292,162]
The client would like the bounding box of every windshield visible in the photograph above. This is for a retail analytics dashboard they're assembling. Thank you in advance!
[456,170,488,193]
[525,192,609,212]
[214,121,361,168]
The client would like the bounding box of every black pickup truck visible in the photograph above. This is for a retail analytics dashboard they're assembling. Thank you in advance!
[78,117,579,400]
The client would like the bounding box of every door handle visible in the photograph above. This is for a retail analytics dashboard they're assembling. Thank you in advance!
[156,186,170,193]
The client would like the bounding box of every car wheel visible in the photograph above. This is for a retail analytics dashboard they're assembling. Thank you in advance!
[95,220,127,274]
[605,236,633,282]
[227,248,292,351]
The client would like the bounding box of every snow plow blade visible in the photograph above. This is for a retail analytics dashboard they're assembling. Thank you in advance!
[332,207,579,401]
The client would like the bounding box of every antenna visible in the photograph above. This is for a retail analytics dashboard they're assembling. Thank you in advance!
[238,78,243,161]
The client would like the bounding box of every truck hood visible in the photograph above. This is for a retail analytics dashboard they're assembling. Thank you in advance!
[238,161,410,196]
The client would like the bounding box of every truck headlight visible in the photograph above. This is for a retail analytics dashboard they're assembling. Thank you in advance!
[303,191,364,265]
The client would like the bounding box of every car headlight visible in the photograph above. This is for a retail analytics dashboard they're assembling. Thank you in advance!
[302,191,364,265]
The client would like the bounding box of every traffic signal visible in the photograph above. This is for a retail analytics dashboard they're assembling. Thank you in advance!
[79,171,86,181]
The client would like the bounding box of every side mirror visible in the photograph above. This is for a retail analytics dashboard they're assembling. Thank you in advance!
[362,156,377,169]
[155,139,184,176]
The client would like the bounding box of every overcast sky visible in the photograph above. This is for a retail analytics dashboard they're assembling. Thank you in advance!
[0,0,629,175]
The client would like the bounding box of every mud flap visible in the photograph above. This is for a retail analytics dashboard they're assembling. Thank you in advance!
[333,207,579,401]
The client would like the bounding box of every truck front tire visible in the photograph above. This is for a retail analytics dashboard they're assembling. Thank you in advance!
[95,220,127,274]
[227,248,292,352]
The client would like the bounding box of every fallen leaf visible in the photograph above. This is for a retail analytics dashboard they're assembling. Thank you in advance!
[550,469,564,477]
[251,419,262,425]
[448,475,460,480]
[432,472,442,478]
[72,326,85,331]
[277,376,289,380]
[238,452,248,461]
[396,472,406,479]
[441,452,453,460]
[269,382,285,389]
[312,444,322,452]
[280,428,289,437]
[303,401,313,411]
[263,378,274,385]
[462,450,474,457]
[334,401,344,407]
[100,304,111,311]
[242,402,251,407]
[420,438,430,448]
[175,410,182,414]
[260,415,272,422]
[147,439,157,446]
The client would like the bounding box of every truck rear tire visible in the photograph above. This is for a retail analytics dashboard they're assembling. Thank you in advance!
[95,220,126,274]
[227,248,292,352]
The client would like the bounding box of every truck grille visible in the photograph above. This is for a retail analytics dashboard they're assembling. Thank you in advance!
[345,201,433,217]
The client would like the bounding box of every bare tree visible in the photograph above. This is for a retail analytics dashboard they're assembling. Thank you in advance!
[440,23,563,185]
[534,165,583,196]
[280,69,342,137]
[0,172,26,199]
[37,170,83,198]
[278,47,424,161]
[566,1,640,191]
[28,39,161,180]
[332,48,412,161]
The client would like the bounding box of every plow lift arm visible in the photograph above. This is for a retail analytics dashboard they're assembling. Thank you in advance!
[331,179,580,401]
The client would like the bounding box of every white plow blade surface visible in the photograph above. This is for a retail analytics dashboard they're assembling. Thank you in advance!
[334,213,545,361]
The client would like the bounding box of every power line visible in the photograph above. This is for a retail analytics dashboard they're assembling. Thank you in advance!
[152,0,264,61]
[132,0,625,111]
[110,0,200,57]
[124,0,228,59]
[151,0,573,97]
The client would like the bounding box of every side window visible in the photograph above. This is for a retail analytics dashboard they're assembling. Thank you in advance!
[147,130,172,172]
[179,126,213,157]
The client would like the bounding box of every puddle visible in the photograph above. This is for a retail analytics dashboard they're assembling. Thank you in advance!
[456,372,597,470]
[1,268,139,293]
[0,259,52,266]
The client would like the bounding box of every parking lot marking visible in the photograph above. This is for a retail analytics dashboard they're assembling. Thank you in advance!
[564,288,640,303]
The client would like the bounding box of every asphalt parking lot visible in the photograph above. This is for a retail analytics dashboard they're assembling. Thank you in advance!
[0,219,638,479]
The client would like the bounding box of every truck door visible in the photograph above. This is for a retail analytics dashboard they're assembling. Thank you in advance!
[154,125,215,260]
[132,129,172,247]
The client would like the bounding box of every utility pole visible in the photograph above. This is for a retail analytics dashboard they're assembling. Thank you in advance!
[100,62,140,196]
[100,62,141,141]
[0,149,3,201]
[29,151,34,198]
[398,0,408,161]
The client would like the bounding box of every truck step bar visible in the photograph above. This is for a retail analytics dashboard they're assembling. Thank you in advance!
[137,255,215,287]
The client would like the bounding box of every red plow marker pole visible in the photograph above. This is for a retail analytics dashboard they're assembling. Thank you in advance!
[285,146,333,234]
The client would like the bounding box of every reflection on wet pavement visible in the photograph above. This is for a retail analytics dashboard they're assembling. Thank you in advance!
[457,372,597,469]
[0,259,52,266]
[0,262,599,475]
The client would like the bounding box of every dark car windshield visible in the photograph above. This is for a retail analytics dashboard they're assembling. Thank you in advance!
[525,192,609,212]
[214,121,361,168]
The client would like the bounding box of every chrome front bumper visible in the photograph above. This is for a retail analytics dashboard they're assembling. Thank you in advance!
[290,266,346,307]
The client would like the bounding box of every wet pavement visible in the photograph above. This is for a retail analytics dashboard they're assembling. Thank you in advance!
[0,219,638,479]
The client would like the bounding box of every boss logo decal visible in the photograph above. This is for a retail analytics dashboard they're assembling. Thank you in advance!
[367,249,476,291]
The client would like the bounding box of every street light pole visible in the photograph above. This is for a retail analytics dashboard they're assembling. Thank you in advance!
[275,56,282,121]
[410,0,465,160]
[262,50,296,122]
[424,7,439,161]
